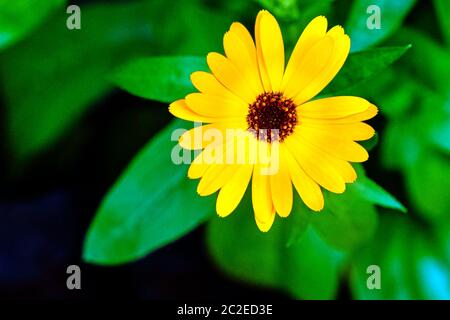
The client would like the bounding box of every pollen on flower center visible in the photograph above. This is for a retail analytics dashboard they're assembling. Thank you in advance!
[246,92,298,143]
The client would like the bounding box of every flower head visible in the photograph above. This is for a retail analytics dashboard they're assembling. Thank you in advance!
[169,10,377,232]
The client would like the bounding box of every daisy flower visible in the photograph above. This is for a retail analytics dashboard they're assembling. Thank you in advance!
[169,10,378,232]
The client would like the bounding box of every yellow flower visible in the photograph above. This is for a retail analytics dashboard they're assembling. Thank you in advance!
[169,10,377,232]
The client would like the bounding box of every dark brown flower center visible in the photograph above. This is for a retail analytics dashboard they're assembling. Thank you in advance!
[246,92,298,143]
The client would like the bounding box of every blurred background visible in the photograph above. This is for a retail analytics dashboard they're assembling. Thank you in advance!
[0,0,448,299]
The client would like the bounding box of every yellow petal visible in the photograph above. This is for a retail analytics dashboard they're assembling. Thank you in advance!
[229,22,258,61]
[283,35,335,99]
[224,30,263,94]
[255,10,272,92]
[283,145,324,211]
[342,104,378,122]
[301,104,378,124]
[294,32,350,105]
[256,10,284,91]
[338,159,357,183]
[298,96,371,119]
[300,121,375,141]
[282,16,328,91]
[327,25,344,37]
[216,164,253,217]
[296,125,369,162]
[190,71,244,102]
[179,120,247,150]
[252,162,275,232]
[185,92,248,118]
[188,142,226,179]
[270,146,293,217]
[291,132,358,182]
[197,162,238,196]
[207,52,258,104]
[285,135,345,193]
[169,99,215,123]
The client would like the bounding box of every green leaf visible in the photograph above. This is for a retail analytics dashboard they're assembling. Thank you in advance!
[352,176,407,213]
[427,116,450,154]
[405,150,450,224]
[1,1,170,164]
[309,185,379,251]
[345,0,417,52]
[111,56,207,103]
[206,192,347,299]
[392,28,450,95]
[350,214,450,300]
[0,0,65,50]
[83,119,215,265]
[322,46,411,95]
[433,0,450,46]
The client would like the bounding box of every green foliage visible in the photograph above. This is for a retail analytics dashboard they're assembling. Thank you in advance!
[350,214,450,300]
[1,0,232,165]
[83,119,215,265]
[308,166,405,252]
[0,0,65,50]
[405,150,450,224]
[310,187,378,251]
[111,56,207,103]
[207,167,406,297]
[111,46,411,106]
[370,28,450,225]
[323,45,411,95]
[433,0,450,46]
[206,192,347,299]
[352,174,407,213]
[346,0,417,51]
[1,2,167,164]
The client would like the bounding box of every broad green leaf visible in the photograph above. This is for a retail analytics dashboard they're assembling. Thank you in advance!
[345,0,416,52]
[111,56,207,103]
[0,0,65,50]
[322,46,411,95]
[83,119,215,265]
[286,225,347,299]
[206,192,347,299]
[350,214,450,300]
[353,176,407,213]
[310,186,378,251]
[1,1,169,164]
